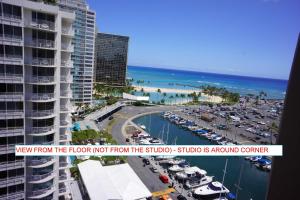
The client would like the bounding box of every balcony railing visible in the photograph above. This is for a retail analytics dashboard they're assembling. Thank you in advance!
[27,19,55,31]
[0,92,23,100]
[0,175,25,186]
[60,75,72,82]
[30,171,54,182]
[59,187,67,193]
[29,157,53,166]
[0,143,23,152]
[0,160,24,169]
[60,91,72,98]
[61,60,73,68]
[0,127,23,136]
[0,73,23,82]
[31,125,54,134]
[29,186,54,197]
[61,43,74,52]
[30,58,54,66]
[31,93,55,101]
[59,174,67,181]
[0,13,22,21]
[25,39,55,49]
[59,135,68,140]
[62,27,74,35]
[30,109,54,117]
[0,110,23,117]
[0,54,23,60]
[0,191,24,200]
[33,141,54,145]
[60,120,69,126]
[0,34,22,42]
[29,76,55,83]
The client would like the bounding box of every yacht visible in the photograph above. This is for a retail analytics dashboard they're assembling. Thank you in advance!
[168,161,190,172]
[176,166,207,180]
[139,124,146,130]
[185,175,214,189]
[193,181,230,199]
[168,158,186,165]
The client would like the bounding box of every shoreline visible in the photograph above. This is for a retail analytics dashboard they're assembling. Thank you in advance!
[133,85,223,103]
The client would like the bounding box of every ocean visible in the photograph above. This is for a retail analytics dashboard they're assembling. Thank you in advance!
[134,113,270,200]
[127,66,288,100]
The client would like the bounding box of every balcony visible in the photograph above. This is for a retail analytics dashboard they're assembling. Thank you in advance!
[62,27,74,36]
[0,191,25,200]
[0,175,25,187]
[29,171,55,183]
[60,105,70,112]
[28,186,55,199]
[28,109,55,118]
[25,39,55,49]
[0,160,24,170]
[0,34,23,45]
[60,120,69,127]
[30,125,55,136]
[0,73,23,83]
[60,91,72,98]
[59,173,68,182]
[28,76,55,84]
[0,54,23,65]
[25,19,56,31]
[0,143,23,153]
[28,58,55,66]
[61,43,74,52]
[61,60,73,68]
[60,75,72,83]
[0,13,22,25]
[33,141,54,145]
[0,110,23,119]
[0,127,24,137]
[29,93,55,101]
[59,135,68,140]
[0,92,23,100]
[28,157,54,167]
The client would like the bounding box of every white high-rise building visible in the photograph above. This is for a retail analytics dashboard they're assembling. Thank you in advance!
[0,0,74,199]
[58,0,96,104]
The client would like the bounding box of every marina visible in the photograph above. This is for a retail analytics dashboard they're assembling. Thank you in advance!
[132,113,270,200]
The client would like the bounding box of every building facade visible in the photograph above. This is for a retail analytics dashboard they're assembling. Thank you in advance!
[94,33,129,86]
[58,0,96,104]
[0,0,74,199]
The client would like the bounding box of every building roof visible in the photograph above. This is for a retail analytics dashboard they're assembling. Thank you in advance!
[78,160,152,200]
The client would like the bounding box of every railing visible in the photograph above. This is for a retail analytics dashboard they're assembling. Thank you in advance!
[0,73,23,82]
[59,174,67,181]
[25,39,55,49]
[0,127,23,135]
[29,186,54,197]
[61,43,73,51]
[60,106,69,111]
[31,93,55,101]
[59,187,67,193]
[0,191,24,199]
[29,76,55,83]
[0,54,23,60]
[33,141,54,145]
[59,161,69,168]
[0,34,22,41]
[27,19,55,31]
[61,60,73,68]
[30,109,54,117]
[0,110,23,117]
[59,135,68,140]
[60,75,72,82]
[29,157,53,166]
[0,160,24,169]
[0,92,23,100]
[60,91,72,98]
[31,125,54,134]
[30,58,54,66]
[0,143,22,151]
[60,120,69,126]
[62,27,74,35]
[0,175,24,186]
[30,171,54,181]
[1,13,22,21]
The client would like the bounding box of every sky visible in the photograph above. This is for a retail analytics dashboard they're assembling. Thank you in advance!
[87,0,300,80]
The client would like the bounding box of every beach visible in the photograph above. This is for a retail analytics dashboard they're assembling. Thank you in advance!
[133,85,223,103]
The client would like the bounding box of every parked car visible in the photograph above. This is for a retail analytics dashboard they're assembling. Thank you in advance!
[143,158,150,165]
[159,174,169,183]
[177,195,187,200]
[150,167,158,173]
[108,116,114,120]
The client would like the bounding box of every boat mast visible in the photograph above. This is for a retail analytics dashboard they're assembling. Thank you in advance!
[234,163,244,199]
[219,158,228,199]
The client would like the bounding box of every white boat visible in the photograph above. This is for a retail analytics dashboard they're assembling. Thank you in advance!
[155,155,176,160]
[212,135,223,141]
[168,158,186,165]
[185,175,214,189]
[176,166,207,180]
[139,124,146,130]
[193,181,230,199]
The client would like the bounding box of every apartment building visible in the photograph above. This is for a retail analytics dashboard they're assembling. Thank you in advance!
[0,0,74,199]
[58,0,96,104]
[94,33,129,87]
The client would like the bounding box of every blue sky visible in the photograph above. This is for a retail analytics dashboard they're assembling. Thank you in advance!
[87,0,300,79]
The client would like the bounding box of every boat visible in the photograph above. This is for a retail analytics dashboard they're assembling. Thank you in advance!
[249,156,262,163]
[168,158,186,165]
[193,181,230,199]
[176,166,207,180]
[139,124,146,130]
[155,155,177,160]
[212,135,223,141]
[168,161,190,172]
[185,175,214,189]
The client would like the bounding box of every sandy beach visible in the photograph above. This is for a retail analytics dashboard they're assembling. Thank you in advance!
[133,85,223,103]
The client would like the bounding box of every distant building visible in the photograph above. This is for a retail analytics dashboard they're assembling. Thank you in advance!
[94,33,129,86]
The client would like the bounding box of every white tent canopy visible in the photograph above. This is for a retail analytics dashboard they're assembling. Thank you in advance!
[78,160,152,200]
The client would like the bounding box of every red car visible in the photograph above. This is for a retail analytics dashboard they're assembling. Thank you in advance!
[159,174,169,184]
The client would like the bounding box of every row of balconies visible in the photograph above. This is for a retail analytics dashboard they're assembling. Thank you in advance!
[0,110,23,119]
[0,175,25,187]
[0,73,23,83]
[0,160,24,170]
[25,39,55,49]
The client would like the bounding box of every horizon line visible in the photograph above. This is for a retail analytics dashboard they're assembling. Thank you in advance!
[128,64,289,81]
